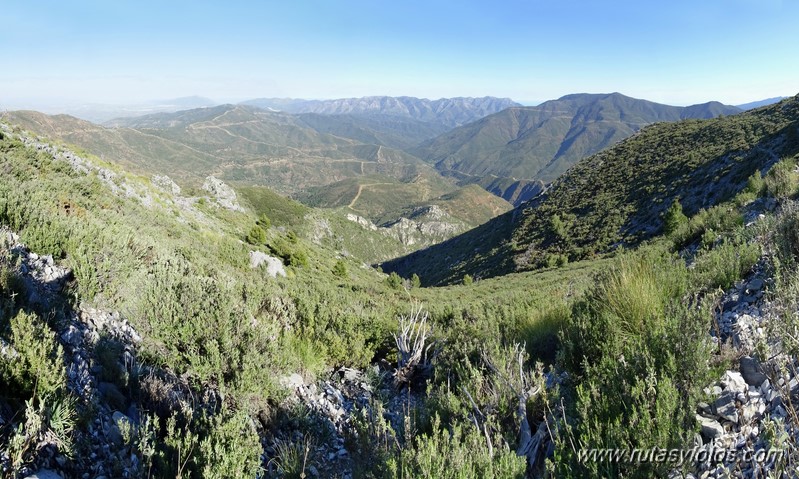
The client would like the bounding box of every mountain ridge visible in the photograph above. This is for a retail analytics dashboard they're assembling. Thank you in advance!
[385,94,799,285]
[240,95,521,128]
[413,92,742,204]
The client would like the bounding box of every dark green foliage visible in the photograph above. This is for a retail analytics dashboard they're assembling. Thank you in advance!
[664,198,688,235]
[256,213,271,230]
[516,304,570,363]
[196,410,263,478]
[549,214,568,241]
[745,171,765,196]
[270,235,309,267]
[691,240,760,290]
[545,253,569,269]
[137,259,277,390]
[392,415,526,478]
[0,310,67,398]
[332,259,348,278]
[671,203,744,249]
[386,271,403,289]
[245,224,267,245]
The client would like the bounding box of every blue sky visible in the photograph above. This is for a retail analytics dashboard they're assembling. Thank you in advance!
[1,0,797,107]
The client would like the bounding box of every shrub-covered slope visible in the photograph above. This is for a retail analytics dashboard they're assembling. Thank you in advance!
[4,106,442,197]
[385,95,799,285]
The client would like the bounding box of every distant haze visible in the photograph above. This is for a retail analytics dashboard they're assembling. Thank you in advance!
[1,1,797,109]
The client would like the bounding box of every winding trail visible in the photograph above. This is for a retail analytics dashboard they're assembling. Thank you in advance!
[348,182,392,209]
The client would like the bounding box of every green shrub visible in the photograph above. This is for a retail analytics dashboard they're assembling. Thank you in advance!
[197,410,263,479]
[765,159,798,199]
[462,274,474,286]
[664,198,688,235]
[556,253,711,478]
[0,263,26,315]
[392,415,526,479]
[691,240,760,291]
[0,310,67,398]
[245,225,266,245]
[256,213,271,230]
[517,303,570,363]
[386,272,403,289]
[332,259,348,278]
[671,203,743,249]
[270,237,309,268]
[745,171,765,196]
[411,273,422,289]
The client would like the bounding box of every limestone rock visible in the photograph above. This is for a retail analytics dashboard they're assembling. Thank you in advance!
[721,371,747,393]
[202,176,244,212]
[151,175,181,195]
[280,373,305,390]
[248,251,286,278]
[739,356,767,387]
[713,392,739,423]
[696,414,724,440]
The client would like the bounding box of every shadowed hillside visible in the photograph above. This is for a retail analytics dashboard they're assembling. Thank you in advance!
[385,95,799,285]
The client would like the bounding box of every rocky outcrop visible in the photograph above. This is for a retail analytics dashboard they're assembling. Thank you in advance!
[270,365,420,479]
[345,205,467,247]
[1,124,154,208]
[0,228,145,478]
[684,254,795,477]
[249,250,287,278]
[150,174,181,195]
[202,176,245,212]
[345,213,378,231]
[381,205,464,246]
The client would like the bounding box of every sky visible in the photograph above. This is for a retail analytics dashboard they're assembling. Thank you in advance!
[1,0,797,108]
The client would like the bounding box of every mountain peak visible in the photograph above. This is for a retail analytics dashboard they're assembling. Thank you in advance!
[413,92,743,201]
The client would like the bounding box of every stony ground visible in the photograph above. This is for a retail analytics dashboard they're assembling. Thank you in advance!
[1,228,145,479]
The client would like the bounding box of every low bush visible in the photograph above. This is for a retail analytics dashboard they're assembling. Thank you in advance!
[764,158,799,199]
[0,310,67,398]
[556,252,711,478]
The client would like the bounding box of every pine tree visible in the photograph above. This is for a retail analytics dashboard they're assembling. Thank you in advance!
[664,199,688,235]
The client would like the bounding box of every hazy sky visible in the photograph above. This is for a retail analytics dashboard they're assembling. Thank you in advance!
[2,0,797,107]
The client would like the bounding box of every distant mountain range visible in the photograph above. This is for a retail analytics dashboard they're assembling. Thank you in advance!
[413,93,742,204]
[239,96,521,129]
[735,97,787,111]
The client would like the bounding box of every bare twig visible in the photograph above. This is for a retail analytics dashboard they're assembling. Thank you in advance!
[481,343,547,467]
[393,301,436,388]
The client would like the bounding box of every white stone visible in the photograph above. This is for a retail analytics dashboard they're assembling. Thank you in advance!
[248,251,286,278]
[697,414,724,439]
[721,371,747,393]
[280,373,304,390]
